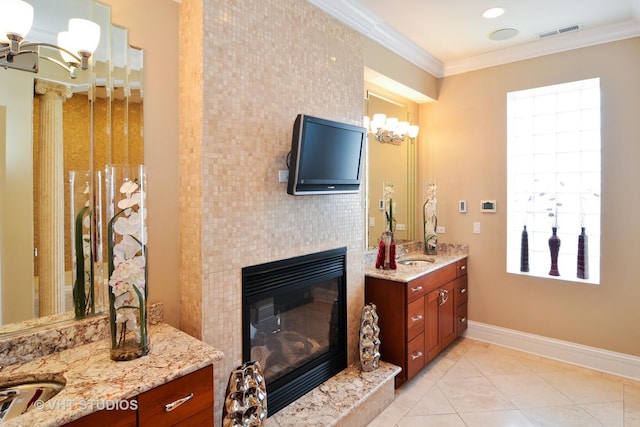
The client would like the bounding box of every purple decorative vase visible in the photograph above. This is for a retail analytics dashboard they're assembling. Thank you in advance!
[548,227,560,276]
[577,227,589,279]
[520,225,529,272]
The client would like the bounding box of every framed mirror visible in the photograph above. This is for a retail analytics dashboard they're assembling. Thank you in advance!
[0,0,143,332]
[365,90,417,249]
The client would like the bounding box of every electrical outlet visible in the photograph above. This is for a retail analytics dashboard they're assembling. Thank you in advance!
[473,222,481,234]
[396,223,406,231]
[436,226,445,234]
[369,217,375,227]
[278,170,289,183]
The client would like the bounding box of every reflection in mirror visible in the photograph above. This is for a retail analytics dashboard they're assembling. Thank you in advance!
[0,0,143,333]
[365,91,417,249]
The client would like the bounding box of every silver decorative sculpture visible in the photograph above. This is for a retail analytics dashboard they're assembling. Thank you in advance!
[222,360,268,427]
[359,303,381,372]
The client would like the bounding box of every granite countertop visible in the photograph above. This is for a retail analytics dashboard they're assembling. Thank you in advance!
[365,243,469,283]
[1,323,224,427]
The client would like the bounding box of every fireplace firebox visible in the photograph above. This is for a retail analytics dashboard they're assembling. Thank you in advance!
[242,247,348,415]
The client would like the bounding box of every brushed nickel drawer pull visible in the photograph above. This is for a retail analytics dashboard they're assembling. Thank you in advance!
[411,285,423,293]
[411,351,423,360]
[460,288,467,294]
[460,265,466,270]
[165,392,194,412]
[411,314,423,322]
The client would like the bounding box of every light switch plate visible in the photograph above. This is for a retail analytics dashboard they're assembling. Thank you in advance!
[459,200,467,213]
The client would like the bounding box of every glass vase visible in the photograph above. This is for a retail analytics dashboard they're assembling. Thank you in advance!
[69,170,94,318]
[424,215,437,255]
[106,164,149,361]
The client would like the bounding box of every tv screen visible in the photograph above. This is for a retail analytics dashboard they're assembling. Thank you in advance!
[287,114,366,195]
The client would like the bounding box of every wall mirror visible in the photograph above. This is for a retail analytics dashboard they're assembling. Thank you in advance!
[365,91,417,249]
[0,0,144,333]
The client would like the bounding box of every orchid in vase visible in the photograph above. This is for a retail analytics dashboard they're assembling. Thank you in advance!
[107,166,149,361]
[423,182,437,254]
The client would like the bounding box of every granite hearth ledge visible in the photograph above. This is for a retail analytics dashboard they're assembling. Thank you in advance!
[365,242,469,282]
[1,323,224,427]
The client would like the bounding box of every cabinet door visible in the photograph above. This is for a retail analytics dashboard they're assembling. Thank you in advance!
[439,281,457,349]
[425,290,440,361]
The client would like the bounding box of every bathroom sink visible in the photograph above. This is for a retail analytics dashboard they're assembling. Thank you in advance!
[397,255,436,266]
[0,374,66,421]
[398,259,435,266]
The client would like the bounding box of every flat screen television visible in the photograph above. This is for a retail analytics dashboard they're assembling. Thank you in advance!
[287,114,366,195]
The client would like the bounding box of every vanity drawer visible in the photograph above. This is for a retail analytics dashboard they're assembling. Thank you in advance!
[422,264,457,293]
[406,276,428,303]
[406,333,425,379]
[407,297,425,341]
[138,365,213,426]
[455,275,468,306]
[457,303,468,333]
[456,259,467,277]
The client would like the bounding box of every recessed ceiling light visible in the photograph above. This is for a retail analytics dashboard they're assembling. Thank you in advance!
[489,27,519,40]
[483,7,505,19]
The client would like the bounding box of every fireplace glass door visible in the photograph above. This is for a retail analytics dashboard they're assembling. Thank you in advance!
[242,247,347,415]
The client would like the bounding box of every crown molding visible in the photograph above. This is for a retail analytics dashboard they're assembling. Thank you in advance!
[306,0,444,77]
[308,0,640,79]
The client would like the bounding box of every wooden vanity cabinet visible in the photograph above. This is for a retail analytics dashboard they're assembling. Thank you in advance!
[365,258,468,387]
[64,365,213,426]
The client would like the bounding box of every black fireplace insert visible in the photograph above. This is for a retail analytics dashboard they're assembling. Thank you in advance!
[242,247,347,415]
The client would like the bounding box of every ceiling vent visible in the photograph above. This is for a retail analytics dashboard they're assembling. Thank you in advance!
[537,24,583,39]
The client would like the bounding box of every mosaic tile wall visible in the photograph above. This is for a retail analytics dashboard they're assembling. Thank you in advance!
[179,0,366,419]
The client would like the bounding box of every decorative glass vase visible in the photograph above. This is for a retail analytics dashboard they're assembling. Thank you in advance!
[376,231,396,270]
[424,215,437,255]
[106,164,149,361]
[69,170,94,319]
[577,227,589,279]
[520,225,529,272]
[359,303,381,372]
[548,227,561,276]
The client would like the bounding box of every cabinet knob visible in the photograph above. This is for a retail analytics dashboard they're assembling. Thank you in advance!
[460,265,466,271]
[411,314,423,322]
[459,317,467,323]
[411,351,423,360]
[411,285,423,293]
[165,392,194,412]
[460,288,467,294]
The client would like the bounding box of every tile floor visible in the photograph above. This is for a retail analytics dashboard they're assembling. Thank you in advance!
[367,338,640,427]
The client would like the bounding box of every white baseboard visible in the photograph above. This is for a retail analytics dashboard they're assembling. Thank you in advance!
[464,320,640,381]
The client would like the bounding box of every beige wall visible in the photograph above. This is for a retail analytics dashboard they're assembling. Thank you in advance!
[179,0,365,418]
[420,37,640,356]
[363,38,438,100]
[105,0,181,327]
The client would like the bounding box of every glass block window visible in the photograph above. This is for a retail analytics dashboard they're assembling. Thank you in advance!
[506,78,601,284]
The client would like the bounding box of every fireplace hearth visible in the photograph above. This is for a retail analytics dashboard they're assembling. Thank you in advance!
[242,247,348,415]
